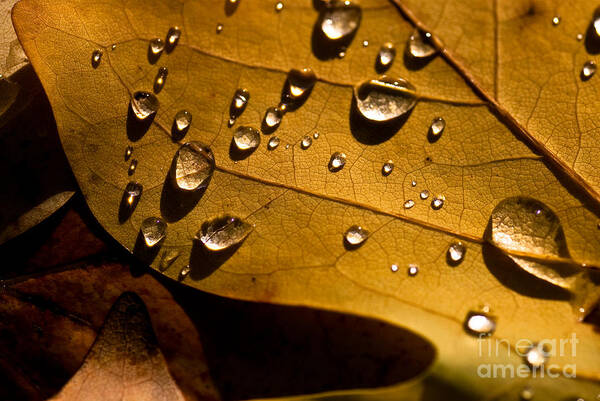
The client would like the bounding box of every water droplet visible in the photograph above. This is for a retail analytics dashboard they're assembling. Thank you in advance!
[552,16,561,26]
[179,265,191,279]
[125,146,133,161]
[328,152,346,171]
[407,264,419,276]
[407,29,436,59]
[344,225,369,247]
[390,264,399,272]
[160,249,180,270]
[577,33,584,41]
[124,181,142,208]
[320,0,361,41]
[263,107,284,129]
[431,195,444,210]
[524,343,548,369]
[382,160,394,176]
[447,242,465,265]
[337,50,346,58]
[111,44,117,50]
[419,190,429,200]
[268,136,280,150]
[429,117,446,137]
[285,144,290,149]
[229,88,250,124]
[196,215,253,251]
[353,76,417,122]
[171,142,215,191]
[301,135,313,149]
[377,42,395,71]
[140,216,167,247]
[404,199,415,209]
[149,38,165,55]
[154,66,168,92]
[520,386,534,401]
[464,311,496,336]
[233,126,261,151]
[286,68,317,100]
[275,1,283,11]
[91,49,102,68]
[216,23,224,33]
[313,132,320,139]
[582,60,597,80]
[128,159,138,175]
[411,180,417,187]
[174,110,192,132]
[131,91,159,120]
[362,39,369,47]
[167,26,181,48]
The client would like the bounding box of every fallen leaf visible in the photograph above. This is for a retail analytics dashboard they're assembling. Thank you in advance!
[1,0,28,78]
[11,0,600,397]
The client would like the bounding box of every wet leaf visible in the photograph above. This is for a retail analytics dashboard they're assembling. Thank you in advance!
[12,0,600,398]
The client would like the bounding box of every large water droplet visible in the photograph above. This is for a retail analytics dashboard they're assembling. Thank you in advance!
[382,160,394,176]
[140,216,167,247]
[128,159,138,175]
[376,42,395,71]
[344,225,369,247]
[159,249,180,270]
[524,343,548,369]
[320,0,361,41]
[91,49,102,68]
[149,38,165,55]
[268,136,280,150]
[286,68,317,100]
[447,242,466,265]
[404,199,415,209]
[353,76,417,122]
[407,29,436,59]
[582,60,597,80]
[263,107,284,130]
[301,135,313,149]
[328,152,346,171]
[154,66,168,93]
[407,264,419,276]
[171,142,215,191]
[166,26,181,48]
[131,91,159,120]
[233,126,261,151]
[429,117,446,138]
[174,110,192,132]
[196,215,253,251]
[464,311,496,336]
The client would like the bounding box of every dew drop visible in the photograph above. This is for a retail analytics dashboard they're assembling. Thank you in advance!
[362,39,369,47]
[275,1,283,11]
[128,159,138,175]
[233,126,261,151]
[229,88,250,123]
[130,91,159,120]
[419,190,429,200]
[582,60,597,80]
[431,195,444,210]
[447,242,465,265]
[91,49,102,68]
[411,180,417,187]
[382,160,394,176]
[353,76,417,122]
[216,23,224,33]
[390,264,399,272]
[429,117,446,137]
[154,66,168,92]
[285,144,290,149]
[140,216,167,247]
[577,33,584,41]
[404,199,415,209]
[263,107,284,129]
[407,29,436,59]
[313,132,320,139]
[111,44,117,50]
[344,225,369,247]
[552,16,561,26]
[286,68,317,100]
[174,110,192,132]
[124,181,143,208]
[377,42,395,71]
[337,50,346,58]
[328,152,346,171]
[268,136,280,150]
[179,265,191,279]
[464,311,496,336]
[320,0,361,41]
[160,249,180,270]
[301,135,313,149]
[149,38,165,55]
[524,343,548,369]
[171,142,215,191]
[125,146,133,161]
[196,215,253,251]
[167,26,181,47]
[407,264,419,276]
[520,387,534,401]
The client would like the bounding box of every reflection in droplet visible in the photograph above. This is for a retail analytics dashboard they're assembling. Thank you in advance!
[167,27,181,47]
[407,264,419,276]
[301,135,313,149]
[154,66,168,92]
[429,117,446,137]
[354,76,417,122]
[582,61,597,80]
[419,190,429,200]
[91,49,102,68]
[131,91,159,120]
[551,16,561,26]
[128,159,138,175]
[447,242,466,264]
[320,0,361,41]
[229,88,250,125]
[171,142,215,191]
[275,1,283,12]
[149,38,165,55]
[404,199,415,209]
[328,152,346,172]
[407,29,436,59]
[174,110,192,132]
[140,217,167,247]
[216,23,224,33]
[197,215,253,251]
[286,68,317,100]
[382,160,394,176]
[268,136,280,150]
[233,126,261,151]
[264,107,284,129]
[377,42,395,71]
[464,311,496,336]
[160,249,180,270]
[524,343,547,369]
[124,181,142,208]
[344,225,369,247]
[125,146,133,161]
[431,195,444,210]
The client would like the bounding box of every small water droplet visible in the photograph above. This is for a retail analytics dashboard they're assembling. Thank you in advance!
[154,66,168,92]
[167,26,181,48]
[91,49,102,68]
[464,311,496,336]
[140,216,167,247]
[337,50,346,58]
[171,142,215,191]
[320,0,361,41]
[524,343,548,369]
[111,44,117,50]
[124,181,142,208]
[354,76,417,122]
[404,199,415,209]
[233,126,261,151]
[160,249,180,270]
[125,146,133,161]
[263,107,284,129]
[407,264,419,276]
[382,160,394,176]
[407,29,436,59]
[285,144,290,149]
[582,60,597,80]
[313,132,320,139]
[131,91,159,120]
[174,110,192,132]
[429,117,446,137]
[229,88,250,123]
[301,135,313,149]
[552,16,561,26]
[268,136,280,150]
[344,225,369,247]
[431,195,444,210]
[519,386,534,401]
[377,42,395,71]
[128,159,138,175]
[216,23,224,33]
[577,33,584,41]
[179,264,191,279]
[328,152,346,171]
[196,215,253,251]
[390,264,399,272]
[411,180,417,187]
[275,1,283,11]
[149,38,165,55]
[419,190,429,200]
[362,39,369,47]
[286,68,317,100]
[447,242,465,265]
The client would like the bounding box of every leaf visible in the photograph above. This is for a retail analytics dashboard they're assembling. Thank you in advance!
[11,0,600,398]
[1,0,28,78]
